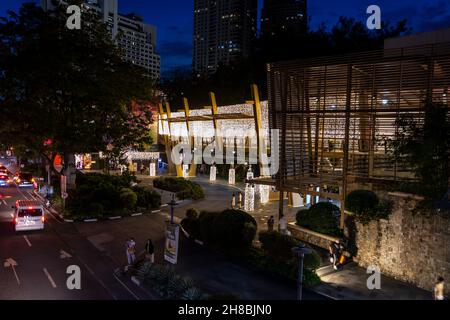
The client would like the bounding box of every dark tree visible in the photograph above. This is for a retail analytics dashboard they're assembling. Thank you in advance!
[0,1,155,185]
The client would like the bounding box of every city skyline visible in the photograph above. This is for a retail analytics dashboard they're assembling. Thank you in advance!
[1,0,450,74]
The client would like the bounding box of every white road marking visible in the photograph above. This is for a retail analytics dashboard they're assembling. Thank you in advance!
[60,250,72,259]
[2,199,6,205]
[23,235,32,247]
[43,268,57,288]
[4,258,20,286]
[112,272,140,300]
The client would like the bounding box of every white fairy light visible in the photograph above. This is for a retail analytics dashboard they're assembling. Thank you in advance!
[149,163,156,177]
[183,164,189,178]
[210,165,217,181]
[244,184,255,212]
[259,185,270,204]
[228,168,235,185]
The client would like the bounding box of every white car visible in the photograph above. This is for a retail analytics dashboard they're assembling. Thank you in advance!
[13,200,45,232]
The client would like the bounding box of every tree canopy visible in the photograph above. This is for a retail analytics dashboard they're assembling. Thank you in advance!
[0,1,155,176]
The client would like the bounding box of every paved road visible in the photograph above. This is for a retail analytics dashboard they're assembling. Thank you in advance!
[0,185,149,300]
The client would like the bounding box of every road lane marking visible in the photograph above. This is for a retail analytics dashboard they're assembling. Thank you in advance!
[4,258,20,286]
[2,199,6,205]
[112,272,140,300]
[23,235,32,247]
[60,250,72,259]
[43,268,57,288]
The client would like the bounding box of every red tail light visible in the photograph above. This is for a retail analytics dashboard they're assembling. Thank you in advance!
[14,217,18,224]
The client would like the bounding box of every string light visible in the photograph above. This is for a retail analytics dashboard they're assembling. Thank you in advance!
[244,184,255,212]
[259,185,270,204]
[149,163,156,177]
[228,168,235,185]
[210,165,217,181]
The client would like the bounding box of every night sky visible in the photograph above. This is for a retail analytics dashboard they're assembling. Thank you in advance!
[1,0,450,74]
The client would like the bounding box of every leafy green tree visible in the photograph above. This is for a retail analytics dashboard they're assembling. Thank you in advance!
[391,102,450,199]
[0,1,155,185]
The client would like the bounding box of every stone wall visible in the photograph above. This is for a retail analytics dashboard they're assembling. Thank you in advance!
[354,192,450,294]
[287,223,340,250]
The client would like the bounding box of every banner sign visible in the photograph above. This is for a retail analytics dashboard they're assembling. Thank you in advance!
[164,223,180,264]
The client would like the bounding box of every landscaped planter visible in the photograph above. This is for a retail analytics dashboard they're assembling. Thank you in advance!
[287,223,340,250]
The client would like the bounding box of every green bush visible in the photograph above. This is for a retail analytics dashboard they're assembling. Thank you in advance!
[345,190,393,225]
[296,202,342,236]
[258,231,321,271]
[345,190,379,214]
[182,209,257,249]
[85,203,105,218]
[259,231,299,262]
[181,208,201,239]
[211,209,257,249]
[153,177,205,200]
[133,186,161,209]
[243,247,321,287]
[120,188,137,211]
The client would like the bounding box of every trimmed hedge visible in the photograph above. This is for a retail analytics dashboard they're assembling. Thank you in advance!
[153,177,205,200]
[345,190,393,225]
[296,202,342,236]
[66,172,160,218]
[181,209,257,249]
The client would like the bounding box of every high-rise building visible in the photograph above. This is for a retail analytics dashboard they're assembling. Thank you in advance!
[193,0,257,77]
[41,0,161,79]
[261,0,307,38]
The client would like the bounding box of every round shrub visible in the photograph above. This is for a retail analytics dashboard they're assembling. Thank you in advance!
[181,208,201,240]
[211,209,257,249]
[345,190,379,214]
[120,188,137,211]
[190,183,205,200]
[259,231,299,262]
[345,190,392,225]
[186,208,199,219]
[133,186,161,209]
[296,202,341,236]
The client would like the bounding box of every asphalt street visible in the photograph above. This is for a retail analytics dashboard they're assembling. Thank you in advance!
[0,185,148,300]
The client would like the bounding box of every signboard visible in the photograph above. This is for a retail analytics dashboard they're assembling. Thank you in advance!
[164,223,180,264]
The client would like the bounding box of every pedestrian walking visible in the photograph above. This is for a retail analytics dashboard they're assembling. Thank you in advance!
[145,238,155,263]
[126,238,136,266]
[238,192,243,209]
[231,193,236,209]
[267,215,275,232]
[329,240,340,270]
[434,277,446,300]
[279,215,287,234]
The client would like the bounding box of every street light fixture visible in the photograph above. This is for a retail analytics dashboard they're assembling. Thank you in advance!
[292,244,313,301]
[168,194,178,225]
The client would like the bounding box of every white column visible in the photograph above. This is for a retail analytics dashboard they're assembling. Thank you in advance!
[210,165,217,181]
[259,185,270,204]
[244,184,255,211]
[149,163,156,177]
[228,168,235,185]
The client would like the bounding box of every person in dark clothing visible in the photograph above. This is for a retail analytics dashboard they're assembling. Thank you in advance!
[145,238,155,263]
[267,215,275,232]
[329,240,341,270]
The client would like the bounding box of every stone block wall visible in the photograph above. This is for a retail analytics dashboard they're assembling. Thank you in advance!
[287,223,340,250]
[354,192,450,294]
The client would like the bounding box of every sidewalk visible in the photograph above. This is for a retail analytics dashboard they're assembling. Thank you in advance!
[315,263,432,300]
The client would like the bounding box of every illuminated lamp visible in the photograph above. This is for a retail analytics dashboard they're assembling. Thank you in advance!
[228,168,235,185]
[210,165,217,181]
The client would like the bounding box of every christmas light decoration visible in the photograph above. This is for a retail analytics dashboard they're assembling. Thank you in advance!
[149,163,156,177]
[210,165,217,181]
[228,168,235,185]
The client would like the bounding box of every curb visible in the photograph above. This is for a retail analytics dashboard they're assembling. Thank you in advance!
[131,213,143,217]
[64,219,74,223]
[83,219,98,223]
[151,210,161,213]
[108,216,122,220]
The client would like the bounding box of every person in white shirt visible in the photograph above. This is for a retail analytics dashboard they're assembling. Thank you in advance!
[434,277,445,300]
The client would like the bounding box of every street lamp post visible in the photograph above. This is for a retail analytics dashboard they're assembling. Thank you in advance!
[292,244,313,301]
[168,194,178,224]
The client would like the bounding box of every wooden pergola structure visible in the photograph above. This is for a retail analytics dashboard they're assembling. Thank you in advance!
[266,42,450,228]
